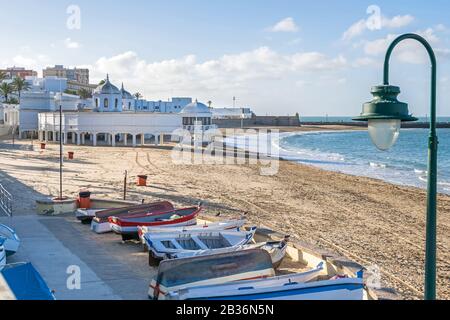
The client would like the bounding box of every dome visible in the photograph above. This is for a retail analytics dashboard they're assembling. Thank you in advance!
[181,100,211,114]
[121,83,133,99]
[93,75,121,95]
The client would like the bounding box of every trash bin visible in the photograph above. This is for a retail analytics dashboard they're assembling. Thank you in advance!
[78,191,91,209]
[137,175,148,186]
[68,151,74,159]
[40,143,46,150]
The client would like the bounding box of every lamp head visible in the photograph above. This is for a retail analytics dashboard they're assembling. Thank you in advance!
[353,85,418,151]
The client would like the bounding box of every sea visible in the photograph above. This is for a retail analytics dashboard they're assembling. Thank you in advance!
[276,128,450,194]
[225,120,450,194]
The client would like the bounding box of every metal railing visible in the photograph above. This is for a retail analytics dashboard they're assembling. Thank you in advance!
[0,183,13,217]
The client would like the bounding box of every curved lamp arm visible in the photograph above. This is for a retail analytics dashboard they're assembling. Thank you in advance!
[383,33,438,300]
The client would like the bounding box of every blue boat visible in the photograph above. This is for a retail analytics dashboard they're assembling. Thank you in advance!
[0,238,6,269]
[0,224,20,256]
[0,263,55,300]
[167,272,365,300]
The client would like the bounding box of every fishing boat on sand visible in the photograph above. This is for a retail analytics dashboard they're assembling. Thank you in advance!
[170,236,289,269]
[90,201,174,234]
[0,224,20,257]
[0,263,55,300]
[144,227,257,260]
[149,249,279,300]
[110,206,202,241]
[137,218,247,244]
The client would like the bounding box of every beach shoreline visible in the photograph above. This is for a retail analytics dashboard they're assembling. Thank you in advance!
[0,125,448,299]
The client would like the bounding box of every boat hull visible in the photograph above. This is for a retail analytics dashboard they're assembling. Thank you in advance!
[0,224,20,257]
[109,207,202,240]
[168,277,364,301]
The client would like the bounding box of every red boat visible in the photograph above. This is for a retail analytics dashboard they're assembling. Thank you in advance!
[109,206,202,241]
[90,201,174,234]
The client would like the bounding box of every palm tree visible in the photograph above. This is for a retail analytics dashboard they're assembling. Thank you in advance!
[0,71,7,82]
[77,88,92,99]
[0,82,14,103]
[134,92,143,100]
[98,79,106,86]
[12,77,31,103]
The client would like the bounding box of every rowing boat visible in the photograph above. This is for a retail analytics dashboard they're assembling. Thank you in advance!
[0,224,20,257]
[0,238,6,270]
[166,273,364,300]
[144,226,257,260]
[149,249,277,300]
[90,201,174,234]
[110,206,201,241]
[0,263,55,300]
[137,218,247,244]
[169,237,289,269]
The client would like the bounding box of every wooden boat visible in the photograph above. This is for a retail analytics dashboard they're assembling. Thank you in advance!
[166,273,364,300]
[0,224,20,257]
[90,201,174,234]
[0,239,6,270]
[145,226,257,260]
[76,208,105,224]
[110,206,202,241]
[0,263,55,300]
[149,249,279,300]
[137,218,247,244]
[170,237,289,269]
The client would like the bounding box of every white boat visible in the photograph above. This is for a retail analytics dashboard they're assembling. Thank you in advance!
[167,270,364,301]
[76,208,104,224]
[0,239,6,270]
[145,226,257,260]
[149,249,280,300]
[138,218,247,244]
[169,237,289,269]
[0,224,20,257]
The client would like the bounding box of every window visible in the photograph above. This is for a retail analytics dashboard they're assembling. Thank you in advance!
[115,98,118,109]
[129,102,131,109]
[95,99,99,108]
[104,98,109,108]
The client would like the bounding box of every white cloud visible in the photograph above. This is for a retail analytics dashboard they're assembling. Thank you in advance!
[64,38,81,49]
[268,17,299,33]
[359,27,450,65]
[342,14,414,41]
[90,47,346,101]
[12,55,36,68]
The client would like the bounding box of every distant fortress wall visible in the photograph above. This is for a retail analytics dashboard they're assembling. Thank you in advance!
[213,114,301,128]
[300,121,450,128]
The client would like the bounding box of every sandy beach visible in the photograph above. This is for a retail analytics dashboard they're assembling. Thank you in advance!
[0,125,448,300]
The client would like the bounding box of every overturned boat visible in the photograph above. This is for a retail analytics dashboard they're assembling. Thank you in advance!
[110,206,202,241]
[149,249,280,300]
[90,201,174,234]
[137,218,247,244]
[144,226,257,261]
[0,224,20,257]
[0,263,55,300]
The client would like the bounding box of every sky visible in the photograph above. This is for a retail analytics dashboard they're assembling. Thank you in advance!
[0,0,449,116]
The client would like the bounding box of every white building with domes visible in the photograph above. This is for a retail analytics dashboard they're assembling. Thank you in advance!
[35,75,217,147]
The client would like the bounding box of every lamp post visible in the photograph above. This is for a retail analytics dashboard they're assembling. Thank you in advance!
[353,33,437,300]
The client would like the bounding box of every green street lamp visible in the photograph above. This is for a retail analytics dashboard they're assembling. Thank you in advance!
[353,33,438,300]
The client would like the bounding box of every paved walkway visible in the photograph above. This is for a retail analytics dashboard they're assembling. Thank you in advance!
[0,214,155,300]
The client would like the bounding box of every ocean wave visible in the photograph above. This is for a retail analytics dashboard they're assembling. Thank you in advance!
[369,162,387,169]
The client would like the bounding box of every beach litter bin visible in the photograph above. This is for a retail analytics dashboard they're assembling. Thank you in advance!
[68,151,74,159]
[78,191,91,209]
[137,175,148,186]
[40,143,46,150]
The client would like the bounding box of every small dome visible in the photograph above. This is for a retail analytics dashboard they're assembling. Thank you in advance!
[181,100,211,114]
[121,83,133,99]
[93,74,121,95]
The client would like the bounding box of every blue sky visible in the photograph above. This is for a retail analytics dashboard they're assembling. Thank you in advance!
[1,0,449,116]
